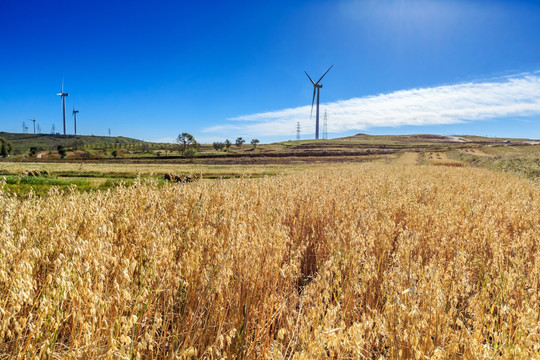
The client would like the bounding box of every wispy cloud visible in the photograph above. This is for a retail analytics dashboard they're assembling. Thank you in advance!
[203,73,540,137]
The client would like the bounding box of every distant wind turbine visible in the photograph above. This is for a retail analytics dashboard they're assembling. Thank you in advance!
[56,80,69,135]
[72,107,79,135]
[26,114,38,134]
[305,65,333,140]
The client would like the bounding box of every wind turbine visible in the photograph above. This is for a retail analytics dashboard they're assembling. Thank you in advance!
[72,107,79,135]
[26,114,38,134]
[56,80,69,135]
[305,65,333,140]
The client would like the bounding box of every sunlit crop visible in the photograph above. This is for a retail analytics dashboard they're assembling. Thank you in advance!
[1,163,539,359]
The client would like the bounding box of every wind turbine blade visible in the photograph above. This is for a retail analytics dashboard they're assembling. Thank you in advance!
[310,87,316,119]
[315,65,333,84]
[304,71,315,85]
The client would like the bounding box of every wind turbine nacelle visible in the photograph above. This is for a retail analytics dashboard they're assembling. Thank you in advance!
[316,84,323,88]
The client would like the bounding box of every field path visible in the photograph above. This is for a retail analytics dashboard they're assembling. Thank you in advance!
[394,152,420,165]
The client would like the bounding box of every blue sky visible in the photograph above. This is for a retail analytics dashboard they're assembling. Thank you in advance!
[1,0,540,143]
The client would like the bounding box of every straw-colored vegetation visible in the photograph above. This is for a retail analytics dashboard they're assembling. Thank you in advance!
[423,152,464,167]
[1,163,539,359]
[394,152,420,165]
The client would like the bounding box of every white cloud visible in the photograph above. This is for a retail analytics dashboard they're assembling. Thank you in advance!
[203,73,540,137]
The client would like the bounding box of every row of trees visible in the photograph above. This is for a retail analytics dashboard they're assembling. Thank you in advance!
[212,137,259,152]
[175,133,261,155]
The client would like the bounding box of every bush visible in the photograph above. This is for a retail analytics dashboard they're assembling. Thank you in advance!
[184,147,197,158]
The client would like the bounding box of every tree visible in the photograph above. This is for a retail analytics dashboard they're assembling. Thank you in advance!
[224,139,232,151]
[29,147,37,157]
[251,139,260,149]
[0,137,12,158]
[112,150,118,158]
[176,133,198,156]
[235,137,245,148]
[213,142,225,151]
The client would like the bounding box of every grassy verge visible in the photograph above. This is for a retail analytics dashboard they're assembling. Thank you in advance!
[449,150,540,179]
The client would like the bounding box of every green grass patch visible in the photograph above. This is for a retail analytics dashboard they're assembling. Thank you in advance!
[3,175,91,187]
[0,174,163,197]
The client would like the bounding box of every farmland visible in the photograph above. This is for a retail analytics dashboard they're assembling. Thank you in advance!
[1,154,539,358]
[2,133,540,199]
[0,161,310,196]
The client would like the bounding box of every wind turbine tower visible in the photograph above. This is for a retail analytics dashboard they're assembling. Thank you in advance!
[72,107,79,135]
[57,81,69,135]
[27,115,37,134]
[323,109,328,140]
[305,65,333,140]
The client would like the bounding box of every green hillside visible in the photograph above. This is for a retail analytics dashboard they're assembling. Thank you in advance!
[0,132,152,155]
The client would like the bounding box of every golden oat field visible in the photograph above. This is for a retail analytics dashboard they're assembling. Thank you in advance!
[1,162,540,359]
